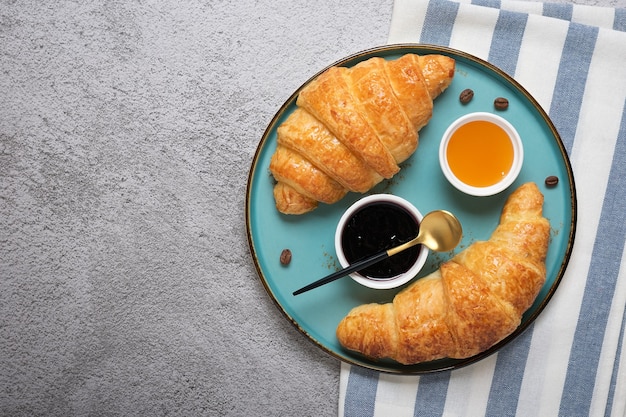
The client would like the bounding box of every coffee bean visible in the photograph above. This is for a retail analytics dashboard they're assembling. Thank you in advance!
[459,88,474,104]
[280,249,292,265]
[545,175,559,187]
[494,97,509,110]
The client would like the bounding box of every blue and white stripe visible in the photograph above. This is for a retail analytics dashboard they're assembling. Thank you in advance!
[340,0,626,416]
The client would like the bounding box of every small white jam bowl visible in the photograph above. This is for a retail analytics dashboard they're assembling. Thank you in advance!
[334,194,429,290]
[439,112,524,197]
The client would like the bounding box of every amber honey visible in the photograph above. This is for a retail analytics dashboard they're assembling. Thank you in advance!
[446,120,514,187]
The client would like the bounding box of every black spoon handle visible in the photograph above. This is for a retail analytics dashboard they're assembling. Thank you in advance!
[292,250,389,296]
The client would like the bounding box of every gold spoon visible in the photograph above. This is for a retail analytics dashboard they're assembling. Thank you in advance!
[293,210,462,296]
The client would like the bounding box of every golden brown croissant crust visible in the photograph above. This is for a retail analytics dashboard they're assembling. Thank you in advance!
[269,53,455,214]
[336,182,550,365]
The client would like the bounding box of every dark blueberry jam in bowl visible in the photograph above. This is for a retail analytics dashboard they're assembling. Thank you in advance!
[334,194,429,290]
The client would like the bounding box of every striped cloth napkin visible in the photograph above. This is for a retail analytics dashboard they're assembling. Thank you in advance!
[339,1,626,416]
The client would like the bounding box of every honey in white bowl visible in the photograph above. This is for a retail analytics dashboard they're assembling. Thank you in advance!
[446,119,514,187]
[439,112,523,197]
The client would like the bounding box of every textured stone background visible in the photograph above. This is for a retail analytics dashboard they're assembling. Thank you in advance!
[0,2,393,416]
[0,0,622,416]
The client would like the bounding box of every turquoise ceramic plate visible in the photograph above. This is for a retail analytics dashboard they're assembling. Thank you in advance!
[246,44,576,374]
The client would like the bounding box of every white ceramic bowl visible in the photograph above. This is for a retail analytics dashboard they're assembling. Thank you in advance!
[439,112,524,196]
[334,194,429,290]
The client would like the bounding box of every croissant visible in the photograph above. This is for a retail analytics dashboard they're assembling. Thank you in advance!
[336,182,550,365]
[269,53,455,214]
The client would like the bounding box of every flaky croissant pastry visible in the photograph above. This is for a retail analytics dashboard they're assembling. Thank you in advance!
[336,182,550,365]
[269,53,455,214]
